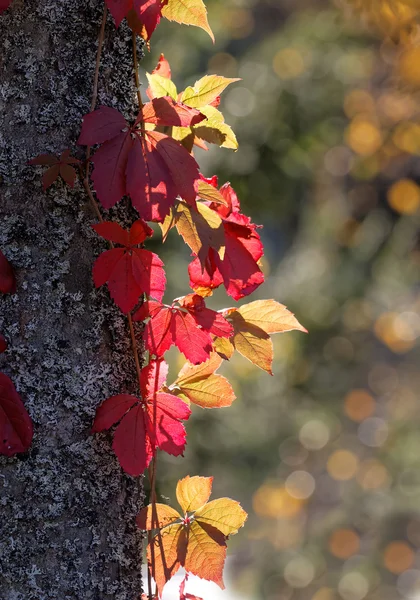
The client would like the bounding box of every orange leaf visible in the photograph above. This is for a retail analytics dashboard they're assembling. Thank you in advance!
[173,353,236,408]
[176,475,213,512]
[137,503,181,530]
[184,520,227,589]
[237,299,307,335]
[213,336,234,360]
[229,311,274,374]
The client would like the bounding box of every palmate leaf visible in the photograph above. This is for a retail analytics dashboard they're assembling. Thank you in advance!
[215,300,307,374]
[92,220,166,313]
[161,0,214,41]
[133,296,232,364]
[137,475,247,594]
[92,359,191,476]
[78,103,202,221]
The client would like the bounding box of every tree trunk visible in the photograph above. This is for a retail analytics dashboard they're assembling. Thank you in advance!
[0,2,144,598]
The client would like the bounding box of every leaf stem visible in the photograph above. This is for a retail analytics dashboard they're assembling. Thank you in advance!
[132,31,144,109]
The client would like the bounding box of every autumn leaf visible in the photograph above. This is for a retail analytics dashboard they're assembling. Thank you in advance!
[133,295,232,364]
[215,300,307,374]
[162,0,214,41]
[92,359,191,476]
[29,149,80,191]
[0,373,33,457]
[137,475,247,593]
[0,0,13,14]
[92,220,166,313]
[105,0,163,39]
[181,75,240,109]
[179,574,204,600]
[0,250,16,294]
[78,105,201,219]
[174,200,225,264]
[171,352,236,408]
[189,181,264,300]
[0,335,7,354]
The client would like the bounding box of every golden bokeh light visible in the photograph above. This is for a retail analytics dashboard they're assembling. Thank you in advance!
[327,450,359,481]
[328,528,360,559]
[387,179,420,214]
[357,459,390,489]
[383,541,414,574]
[253,483,305,519]
[344,389,375,422]
[374,311,416,353]
[346,118,382,156]
[273,48,306,80]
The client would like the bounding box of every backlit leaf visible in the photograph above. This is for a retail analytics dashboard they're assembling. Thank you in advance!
[176,475,213,513]
[162,0,214,41]
[237,299,307,335]
[181,75,239,108]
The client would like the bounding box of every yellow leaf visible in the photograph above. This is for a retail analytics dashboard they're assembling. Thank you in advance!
[175,201,225,261]
[159,207,176,242]
[173,353,236,408]
[195,105,238,150]
[176,475,213,512]
[237,299,307,335]
[229,311,273,374]
[197,179,228,205]
[162,0,215,42]
[213,336,235,360]
[137,503,181,530]
[195,497,248,536]
[184,520,226,589]
[146,72,178,100]
[181,75,240,108]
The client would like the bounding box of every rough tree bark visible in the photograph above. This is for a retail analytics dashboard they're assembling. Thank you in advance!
[0,1,144,598]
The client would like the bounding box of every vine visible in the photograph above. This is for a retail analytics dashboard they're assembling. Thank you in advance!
[0,0,306,598]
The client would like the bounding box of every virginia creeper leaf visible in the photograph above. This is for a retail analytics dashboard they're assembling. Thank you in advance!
[162,0,214,41]
[92,220,166,313]
[172,352,236,408]
[0,335,7,354]
[141,475,247,593]
[181,75,240,109]
[236,299,308,335]
[29,150,80,191]
[0,373,33,457]
[139,97,205,128]
[92,359,191,475]
[0,250,16,294]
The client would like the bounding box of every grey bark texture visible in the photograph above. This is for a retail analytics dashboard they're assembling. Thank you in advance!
[0,1,145,598]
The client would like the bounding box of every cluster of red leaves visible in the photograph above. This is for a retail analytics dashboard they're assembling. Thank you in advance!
[188,178,264,300]
[133,294,233,364]
[78,101,203,221]
[92,220,166,313]
[92,358,190,475]
[0,252,33,457]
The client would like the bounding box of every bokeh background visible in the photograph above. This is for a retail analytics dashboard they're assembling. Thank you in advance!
[140,1,420,599]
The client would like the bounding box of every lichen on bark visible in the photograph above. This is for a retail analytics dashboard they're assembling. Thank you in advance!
[0,1,145,598]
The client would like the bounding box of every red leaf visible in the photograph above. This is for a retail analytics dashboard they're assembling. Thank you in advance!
[78,106,128,146]
[126,136,177,222]
[131,248,166,303]
[140,358,169,398]
[147,131,200,205]
[92,360,191,475]
[0,335,7,354]
[91,393,138,432]
[0,250,16,294]
[178,294,233,338]
[139,97,205,128]
[152,53,172,78]
[0,0,13,13]
[188,182,264,300]
[79,106,200,216]
[91,131,134,209]
[105,0,162,38]
[0,373,33,457]
[92,222,130,246]
[29,150,80,190]
[133,299,215,364]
